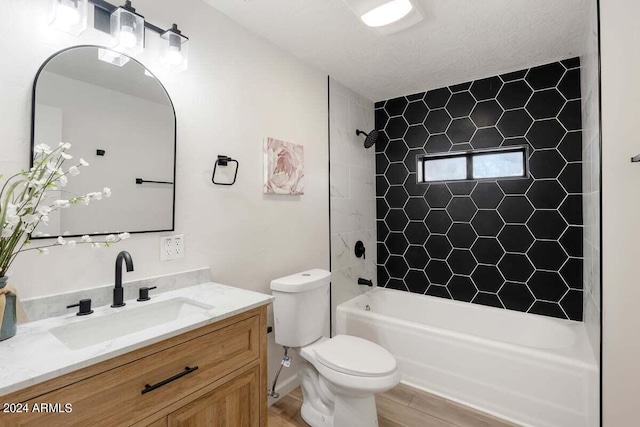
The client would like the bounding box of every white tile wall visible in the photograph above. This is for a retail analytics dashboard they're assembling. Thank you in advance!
[329,79,376,334]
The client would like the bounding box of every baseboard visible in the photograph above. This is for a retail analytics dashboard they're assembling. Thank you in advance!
[268,373,300,407]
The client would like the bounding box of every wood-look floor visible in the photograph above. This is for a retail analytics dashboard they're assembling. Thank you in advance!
[268,384,519,427]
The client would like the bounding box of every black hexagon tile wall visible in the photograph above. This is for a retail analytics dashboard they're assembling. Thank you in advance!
[374,58,583,321]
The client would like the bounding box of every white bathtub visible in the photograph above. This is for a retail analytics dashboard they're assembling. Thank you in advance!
[336,288,598,427]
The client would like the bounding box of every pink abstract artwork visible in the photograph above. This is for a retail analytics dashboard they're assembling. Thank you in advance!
[263,137,304,195]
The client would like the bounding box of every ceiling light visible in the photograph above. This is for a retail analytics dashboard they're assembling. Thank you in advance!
[343,0,423,35]
[49,0,88,36]
[361,0,412,27]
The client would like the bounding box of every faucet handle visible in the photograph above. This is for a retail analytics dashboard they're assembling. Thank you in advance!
[67,298,94,316]
[137,286,157,302]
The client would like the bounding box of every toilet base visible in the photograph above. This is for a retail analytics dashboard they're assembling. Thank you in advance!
[333,394,378,427]
[298,359,381,427]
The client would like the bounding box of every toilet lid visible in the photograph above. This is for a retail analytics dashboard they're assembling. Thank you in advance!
[314,335,397,377]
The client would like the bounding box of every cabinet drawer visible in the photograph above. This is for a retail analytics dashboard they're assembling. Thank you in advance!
[2,315,260,427]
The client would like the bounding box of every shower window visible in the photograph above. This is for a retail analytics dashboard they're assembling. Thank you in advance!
[417,146,527,183]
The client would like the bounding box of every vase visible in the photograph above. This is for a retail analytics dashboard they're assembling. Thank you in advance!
[0,276,17,341]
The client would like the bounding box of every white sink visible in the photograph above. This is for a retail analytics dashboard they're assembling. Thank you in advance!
[49,297,213,350]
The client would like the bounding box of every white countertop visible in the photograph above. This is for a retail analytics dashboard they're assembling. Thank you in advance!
[0,283,273,396]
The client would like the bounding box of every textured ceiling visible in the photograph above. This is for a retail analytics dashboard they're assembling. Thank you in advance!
[205,0,586,102]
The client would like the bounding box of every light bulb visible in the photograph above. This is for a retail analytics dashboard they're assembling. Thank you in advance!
[167,46,183,66]
[361,0,413,27]
[49,0,87,36]
[119,25,138,49]
[57,3,80,27]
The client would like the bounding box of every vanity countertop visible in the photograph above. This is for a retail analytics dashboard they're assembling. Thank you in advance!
[0,283,273,396]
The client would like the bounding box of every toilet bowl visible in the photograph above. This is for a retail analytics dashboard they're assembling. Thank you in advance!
[298,335,400,427]
[270,269,400,427]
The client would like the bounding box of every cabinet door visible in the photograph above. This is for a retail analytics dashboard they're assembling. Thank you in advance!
[167,366,260,427]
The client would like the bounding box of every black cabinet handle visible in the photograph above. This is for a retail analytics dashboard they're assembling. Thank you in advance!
[141,366,199,395]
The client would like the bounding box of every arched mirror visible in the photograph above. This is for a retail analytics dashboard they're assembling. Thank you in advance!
[31,45,176,238]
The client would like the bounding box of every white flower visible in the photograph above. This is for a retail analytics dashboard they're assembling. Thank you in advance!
[93,192,102,201]
[118,232,130,240]
[91,242,102,248]
[81,196,91,206]
[21,214,39,224]
[6,204,17,216]
[66,240,76,249]
[68,166,80,176]
[5,214,20,226]
[22,223,36,233]
[38,248,50,255]
[57,236,66,245]
[79,158,89,167]
[22,200,37,210]
[40,215,50,225]
[1,228,13,238]
[103,187,112,198]
[37,206,52,215]
[28,179,47,189]
[61,152,73,160]
[46,161,60,173]
[34,144,52,154]
[54,199,70,208]
[81,235,92,243]
[58,175,68,187]
[59,142,72,150]
[105,234,116,242]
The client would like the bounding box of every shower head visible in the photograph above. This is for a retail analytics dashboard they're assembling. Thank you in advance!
[356,129,379,149]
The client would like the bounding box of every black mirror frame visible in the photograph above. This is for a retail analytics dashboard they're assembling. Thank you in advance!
[30,45,177,240]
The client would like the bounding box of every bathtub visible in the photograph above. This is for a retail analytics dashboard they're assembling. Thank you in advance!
[336,287,598,427]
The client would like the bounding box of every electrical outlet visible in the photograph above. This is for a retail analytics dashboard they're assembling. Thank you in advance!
[173,234,184,259]
[160,236,173,261]
[160,235,184,261]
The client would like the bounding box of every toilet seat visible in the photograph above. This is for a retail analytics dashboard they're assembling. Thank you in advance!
[314,335,397,377]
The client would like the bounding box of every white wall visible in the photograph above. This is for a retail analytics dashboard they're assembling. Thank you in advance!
[600,0,640,425]
[580,1,600,425]
[0,0,329,395]
[329,79,376,335]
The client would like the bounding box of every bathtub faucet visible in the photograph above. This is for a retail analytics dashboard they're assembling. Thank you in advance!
[357,278,373,287]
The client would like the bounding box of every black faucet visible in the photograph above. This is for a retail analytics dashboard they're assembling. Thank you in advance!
[357,278,373,287]
[112,251,134,308]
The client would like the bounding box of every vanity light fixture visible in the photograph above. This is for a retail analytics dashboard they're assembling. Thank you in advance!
[48,0,190,72]
[160,24,189,73]
[109,1,145,58]
[49,0,88,36]
[343,0,423,35]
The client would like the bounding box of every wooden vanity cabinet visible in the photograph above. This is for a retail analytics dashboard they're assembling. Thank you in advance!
[0,305,268,427]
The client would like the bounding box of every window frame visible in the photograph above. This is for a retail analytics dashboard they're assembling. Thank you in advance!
[416,146,529,184]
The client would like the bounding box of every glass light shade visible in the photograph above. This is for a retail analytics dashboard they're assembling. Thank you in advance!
[161,27,189,72]
[360,0,413,27]
[49,0,88,36]
[98,48,131,67]
[110,7,145,57]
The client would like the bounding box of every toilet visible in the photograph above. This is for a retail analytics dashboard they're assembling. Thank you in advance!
[271,269,400,427]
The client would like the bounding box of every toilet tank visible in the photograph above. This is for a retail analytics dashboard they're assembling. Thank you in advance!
[270,269,331,347]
